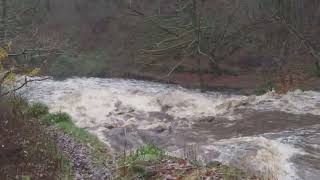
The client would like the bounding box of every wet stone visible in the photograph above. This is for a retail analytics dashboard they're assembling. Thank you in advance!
[199,116,215,123]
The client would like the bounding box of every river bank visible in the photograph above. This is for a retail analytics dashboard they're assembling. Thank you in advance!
[1,98,258,179]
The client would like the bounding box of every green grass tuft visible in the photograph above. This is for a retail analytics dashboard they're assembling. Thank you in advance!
[120,144,165,166]
[27,102,49,118]
[41,112,72,125]
[118,144,165,179]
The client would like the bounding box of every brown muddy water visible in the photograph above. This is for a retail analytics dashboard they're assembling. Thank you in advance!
[21,77,320,180]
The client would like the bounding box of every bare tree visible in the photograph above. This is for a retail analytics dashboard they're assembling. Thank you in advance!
[131,0,242,91]
[259,0,320,73]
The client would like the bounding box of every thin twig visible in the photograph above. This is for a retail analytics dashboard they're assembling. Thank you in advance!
[128,7,179,37]
[161,58,187,79]
[1,76,50,97]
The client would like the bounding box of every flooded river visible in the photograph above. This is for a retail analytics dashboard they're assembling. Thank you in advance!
[23,77,320,180]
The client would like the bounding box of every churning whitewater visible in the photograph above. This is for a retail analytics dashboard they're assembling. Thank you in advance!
[22,77,320,180]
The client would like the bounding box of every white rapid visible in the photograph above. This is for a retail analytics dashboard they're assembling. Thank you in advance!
[22,77,320,180]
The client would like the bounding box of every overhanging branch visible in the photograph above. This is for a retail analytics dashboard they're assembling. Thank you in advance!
[1,76,50,97]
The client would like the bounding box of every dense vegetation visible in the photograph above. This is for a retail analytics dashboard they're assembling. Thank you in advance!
[0,99,74,179]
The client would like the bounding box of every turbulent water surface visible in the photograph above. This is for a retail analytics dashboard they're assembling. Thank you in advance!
[23,77,320,180]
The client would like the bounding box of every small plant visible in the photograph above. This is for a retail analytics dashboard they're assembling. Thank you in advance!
[296,85,305,92]
[120,144,165,166]
[134,144,165,162]
[41,112,72,125]
[254,82,275,95]
[21,176,31,180]
[27,102,49,118]
[118,144,165,178]
[224,68,240,76]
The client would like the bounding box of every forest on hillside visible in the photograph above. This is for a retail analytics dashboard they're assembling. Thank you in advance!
[0,0,320,93]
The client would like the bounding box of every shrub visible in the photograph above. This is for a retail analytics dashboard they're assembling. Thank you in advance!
[118,144,165,179]
[306,66,320,77]
[41,112,72,125]
[48,49,110,79]
[134,144,165,162]
[254,82,275,95]
[27,102,49,118]
[221,68,240,76]
[120,144,165,164]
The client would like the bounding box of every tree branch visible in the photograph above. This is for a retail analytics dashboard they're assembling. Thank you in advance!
[0,70,11,85]
[271,13,320,68]
[160,58,187,79]
[1,76,50,97]
[128,7,179,37]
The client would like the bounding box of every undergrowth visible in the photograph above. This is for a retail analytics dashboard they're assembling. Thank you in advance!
[48,49,110,79]
[0,99,74,179]
[254,82,275,95]
[27,102,49,118]
[116,144,252,180]
[27,103,110,167]
[117,144,165,179]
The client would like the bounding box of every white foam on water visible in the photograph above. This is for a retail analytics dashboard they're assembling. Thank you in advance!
[22,77,320,125]
[203,137,304,180]
[22,77,247,128]
[249,90,320,116]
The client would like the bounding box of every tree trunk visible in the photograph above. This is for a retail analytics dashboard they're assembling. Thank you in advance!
[1,0,7,43]
[197,56,205,92]
[45,0,51,12]
[193,0,205,92]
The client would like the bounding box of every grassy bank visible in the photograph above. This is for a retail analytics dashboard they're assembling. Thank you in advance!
[0,99,74,179]
[27,102,111,168]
